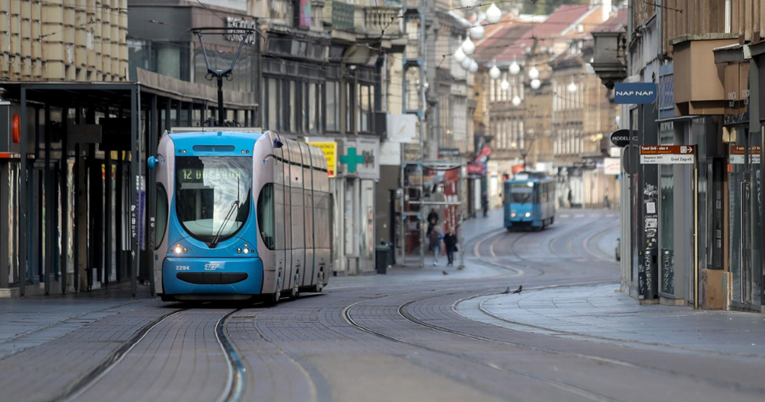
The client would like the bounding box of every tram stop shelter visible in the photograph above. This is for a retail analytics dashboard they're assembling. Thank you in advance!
[0,76,257,298]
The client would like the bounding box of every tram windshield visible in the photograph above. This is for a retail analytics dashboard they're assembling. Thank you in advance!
[175,156,252,245]
[510,182,534,204]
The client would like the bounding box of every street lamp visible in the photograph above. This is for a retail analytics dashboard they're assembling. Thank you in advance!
[486,3,502,24]
[509,61,520,75]
[528,66,539,80]
[462,37,475,56]
[512,95,521,106]
[568,81,578,93]
[530,79,541,89]
[461,56,473,70]
[489,64,501,79]
[469,60,479,73]
[470,24,485,40]
[454,47,466,63]
[501,77,510,91]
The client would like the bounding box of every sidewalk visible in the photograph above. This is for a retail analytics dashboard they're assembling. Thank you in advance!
[0,286,155,359]
[460,284,765,359]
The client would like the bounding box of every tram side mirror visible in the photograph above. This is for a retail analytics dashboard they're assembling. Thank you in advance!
[273,139,284,149]
[147,156,158,170]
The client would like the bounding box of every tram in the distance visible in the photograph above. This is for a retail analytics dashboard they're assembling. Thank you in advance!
[504,171,556,231]
[150,128,332,304]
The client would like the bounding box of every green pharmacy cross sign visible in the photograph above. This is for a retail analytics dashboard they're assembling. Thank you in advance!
[340,147,365,173]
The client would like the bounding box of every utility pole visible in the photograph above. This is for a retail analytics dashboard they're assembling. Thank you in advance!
[418,0,427,268]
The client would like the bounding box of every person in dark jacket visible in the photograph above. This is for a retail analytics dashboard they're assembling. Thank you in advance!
[427,209,439,235]
[481,192,489,217]
[444,229,458,266]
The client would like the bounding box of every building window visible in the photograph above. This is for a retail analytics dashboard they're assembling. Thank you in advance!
[359,83,370,133]
[309,82,318,134]
[289,81,297,133]
[327,81,339,132]
[267,78,278,131]
[346,82,354,133]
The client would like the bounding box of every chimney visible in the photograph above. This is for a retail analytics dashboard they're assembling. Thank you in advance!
[601,0,612,21]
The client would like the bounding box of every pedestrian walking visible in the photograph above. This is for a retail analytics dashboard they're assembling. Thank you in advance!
[426,208,439,236]
[567,189,573,208]
[429,227,443,265]
[481,191,489,217]
[444,229,458,267]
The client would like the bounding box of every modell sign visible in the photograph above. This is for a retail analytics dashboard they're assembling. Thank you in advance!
[640,145,695,164]
[614,83,657,104]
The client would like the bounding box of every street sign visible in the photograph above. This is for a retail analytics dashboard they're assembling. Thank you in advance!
[639,145,695,164]
[615,82,657,104]
[308,141,337,177]
[610,129,631,147]
[729,145,761,165]
[439,148,460,157]
[467,162,485,175]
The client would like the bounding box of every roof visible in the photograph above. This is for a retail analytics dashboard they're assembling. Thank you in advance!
[482,4,601,63]
[592,9,628,33]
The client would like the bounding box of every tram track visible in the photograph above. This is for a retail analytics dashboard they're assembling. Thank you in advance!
[341,295,627,402]
[55,307,246,402]
[398,289,765,399]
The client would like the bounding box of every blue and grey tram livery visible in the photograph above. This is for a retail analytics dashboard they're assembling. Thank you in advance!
[151,128,332,303]
[503,171,556,231]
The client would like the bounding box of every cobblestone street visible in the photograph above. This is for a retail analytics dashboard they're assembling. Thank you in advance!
[1,210,763,402]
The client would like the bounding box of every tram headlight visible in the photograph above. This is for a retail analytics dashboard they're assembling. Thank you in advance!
[174,244,184,254]
[525,212,531,218]
[511,212,516,218]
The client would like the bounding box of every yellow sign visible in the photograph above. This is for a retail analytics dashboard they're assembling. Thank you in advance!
[308,142,337,177]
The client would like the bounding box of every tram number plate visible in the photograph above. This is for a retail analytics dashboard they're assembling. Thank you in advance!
[176,265,190,271]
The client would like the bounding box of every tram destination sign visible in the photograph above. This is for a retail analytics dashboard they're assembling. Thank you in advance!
[639,145,695,165]
[729,145,761,165]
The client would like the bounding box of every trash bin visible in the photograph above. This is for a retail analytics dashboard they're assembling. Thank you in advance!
[375,245,392,274]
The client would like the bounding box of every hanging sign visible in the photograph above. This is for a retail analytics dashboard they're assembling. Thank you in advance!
[610,129,633,148]
[729,145,761,165]
[639,145,695,164]
[615,82,657,104]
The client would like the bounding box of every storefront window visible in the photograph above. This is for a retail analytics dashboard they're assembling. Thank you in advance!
[659,123,674,295]
[128,40,190,82]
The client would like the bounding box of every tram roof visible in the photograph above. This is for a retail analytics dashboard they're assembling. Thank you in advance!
[169,131,264,157]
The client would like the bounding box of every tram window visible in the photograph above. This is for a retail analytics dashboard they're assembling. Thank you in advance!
[155,184,168,250]
[258,183,275,250]
[175,156,252,244]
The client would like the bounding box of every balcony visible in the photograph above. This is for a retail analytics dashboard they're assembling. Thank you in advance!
[361,6,402,38]
[328,2,402,39]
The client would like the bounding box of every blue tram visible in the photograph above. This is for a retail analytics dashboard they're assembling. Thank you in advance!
[503,171,556,231]
[150,128,331,304]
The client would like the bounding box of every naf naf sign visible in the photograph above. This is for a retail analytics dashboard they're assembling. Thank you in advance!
[615,83,657,104]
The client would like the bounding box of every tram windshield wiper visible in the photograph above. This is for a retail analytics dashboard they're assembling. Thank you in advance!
[210,200,239,248]
[209,177,241,248]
